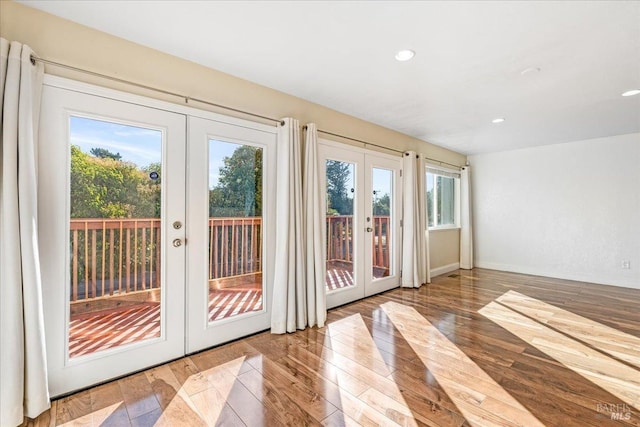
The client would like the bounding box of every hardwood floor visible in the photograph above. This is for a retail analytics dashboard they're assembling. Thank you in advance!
[25,268,640,426]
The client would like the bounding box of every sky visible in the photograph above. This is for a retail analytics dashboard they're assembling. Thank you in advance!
[372,167,392,200]
[69,116,391,199]
[209,140,240,188]
[338,164,392,201]
[70,116,238,188]
[70,116,162,167]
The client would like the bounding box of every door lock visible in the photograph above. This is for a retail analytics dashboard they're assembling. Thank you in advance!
[173,221,182,230]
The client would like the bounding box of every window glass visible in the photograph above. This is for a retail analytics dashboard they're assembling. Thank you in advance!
[208,140,264,322]
[437,176,455,226]
[427,171,458,228]
[325,160,355,291]
[372,168,393,280]
[68,116,162,358]
[426,173,434,227]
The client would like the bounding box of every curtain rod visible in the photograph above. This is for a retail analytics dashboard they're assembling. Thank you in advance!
[424,158,462,170]
[30,55,285,126]
[303,125,462,169]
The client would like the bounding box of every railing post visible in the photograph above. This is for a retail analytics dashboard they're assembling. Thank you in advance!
[109,227,114,296]
[72,229,78,301]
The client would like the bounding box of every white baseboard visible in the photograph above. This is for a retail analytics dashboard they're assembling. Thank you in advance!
[475,261,640,290]
[430,262,460,278]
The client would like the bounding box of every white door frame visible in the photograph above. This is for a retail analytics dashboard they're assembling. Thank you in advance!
[186,116,277,353]
[364,153,403,297]
[38,75,279,396]
[319,139,402,309]
[319,142,366,308]
[39,85,187,397]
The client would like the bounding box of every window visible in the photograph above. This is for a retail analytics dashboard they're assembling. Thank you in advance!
[426,168,460,228]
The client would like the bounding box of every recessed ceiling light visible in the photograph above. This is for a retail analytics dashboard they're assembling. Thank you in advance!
[492,118,505,124]
[622,89,640,97]
[520,67,541,76]
[395,49,415,61]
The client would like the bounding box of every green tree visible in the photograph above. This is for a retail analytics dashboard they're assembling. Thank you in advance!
[209,146,262,217]
[90,147,122,161]
[426,188,434,227]
[137,162,162,218]
[373,193,390,216]
[326,160,353,215]
[70,145,160,218]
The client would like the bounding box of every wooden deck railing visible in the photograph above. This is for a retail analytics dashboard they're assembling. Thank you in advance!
[69,215,390,302]
[326,215,391,270]
[208,217,262,279]
[69,219,162,302]
[372,216,391,269]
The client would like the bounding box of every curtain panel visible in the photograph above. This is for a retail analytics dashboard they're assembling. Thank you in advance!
[271,120,328,333]
[303,123,326,329]
[271,118,306,333]
[0,38,50,426]
[459,166,473,269]
[401,151,430,288]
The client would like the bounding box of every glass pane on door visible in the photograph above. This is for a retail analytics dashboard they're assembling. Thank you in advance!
[371,168,393,280]
[325,160,356,292]
[68,116,162,358]
[208,140,264,322]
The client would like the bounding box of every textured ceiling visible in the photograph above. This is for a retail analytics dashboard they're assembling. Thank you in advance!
[20,0,640,154]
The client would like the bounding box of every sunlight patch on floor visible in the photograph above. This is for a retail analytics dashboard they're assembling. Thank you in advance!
[188,356,246,425]
[58,402,120,426]
[381,301,546,427]
[480,299,640,411]
[325,313,417,426]
[496,290,640,369]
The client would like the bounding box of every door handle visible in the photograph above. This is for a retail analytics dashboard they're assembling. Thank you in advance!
[172,238,183,247]
[366,227,373,232]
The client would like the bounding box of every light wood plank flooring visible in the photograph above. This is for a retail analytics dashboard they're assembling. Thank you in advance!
[24,268,640,426]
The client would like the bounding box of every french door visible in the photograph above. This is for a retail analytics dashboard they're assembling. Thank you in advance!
[39,86,187,396]
[319,140,402,309]
[38,80,276,396]
[186,117,276,353]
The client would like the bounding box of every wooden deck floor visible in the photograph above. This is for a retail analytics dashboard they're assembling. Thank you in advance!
[69,286,264,359]
[69,303,161,358]
[33,268,640,426]
[69,265,356,358]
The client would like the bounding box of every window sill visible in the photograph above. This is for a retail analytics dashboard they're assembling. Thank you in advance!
[428,226,460,232]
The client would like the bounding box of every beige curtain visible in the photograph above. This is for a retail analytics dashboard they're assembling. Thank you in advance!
[303,123,326,328]
[271,118,307,333]
[0,38,50,426]
[460,166,473,269]
[401,151,429,287]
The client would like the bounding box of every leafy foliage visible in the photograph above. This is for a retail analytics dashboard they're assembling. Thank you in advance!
[326,160,353,215]
[70,146,160,218]
[373,193,390,216]
[90,147,122,161]
[209,145,262,217]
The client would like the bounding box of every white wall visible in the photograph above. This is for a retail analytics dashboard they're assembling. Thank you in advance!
[470,132,640,289]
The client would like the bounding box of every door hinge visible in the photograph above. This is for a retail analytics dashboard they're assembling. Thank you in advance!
[400,169,403,177]
[400,219,403,227]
